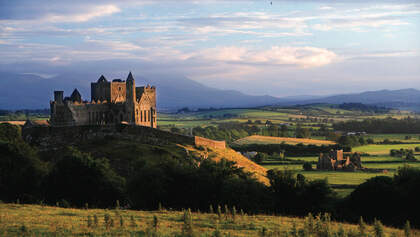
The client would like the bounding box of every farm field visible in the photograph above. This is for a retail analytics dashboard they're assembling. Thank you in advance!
[159,106,420,200]
[363,162,420,170]
[158,106,419,131]
[353,144,420,154]
[0,204,411,237]
[365,133,420,142]
[259,162,394,186]
[233,135,335,145]
[276,155,407,163]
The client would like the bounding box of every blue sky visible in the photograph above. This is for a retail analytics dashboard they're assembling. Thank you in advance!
[0,0,419,97]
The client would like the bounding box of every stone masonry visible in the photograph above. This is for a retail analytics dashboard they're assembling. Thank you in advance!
[50,72,157,128]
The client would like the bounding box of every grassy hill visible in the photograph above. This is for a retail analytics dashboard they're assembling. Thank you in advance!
[0,204,413,236]
[180,144,269,185]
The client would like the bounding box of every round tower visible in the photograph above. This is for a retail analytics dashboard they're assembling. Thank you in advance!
[126,71,136,124]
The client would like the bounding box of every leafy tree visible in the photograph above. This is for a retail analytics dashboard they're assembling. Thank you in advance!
[296,124,311,138]
[302,162,313,171]
[45,147,125,207]
[267,169,335,215]
[0,139,47,203]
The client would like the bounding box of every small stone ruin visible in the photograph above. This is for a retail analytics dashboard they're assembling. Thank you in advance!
[317,150,363,171]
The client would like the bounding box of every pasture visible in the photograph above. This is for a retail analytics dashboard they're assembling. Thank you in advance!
[353,144,420,155]
[365,133,420,143]
[0,204,411,236]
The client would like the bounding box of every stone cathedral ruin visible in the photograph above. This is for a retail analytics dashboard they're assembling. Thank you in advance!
[50,72,157,127]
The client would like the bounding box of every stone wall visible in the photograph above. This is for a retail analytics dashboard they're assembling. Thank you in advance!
[110,82,127,103]
[194,136,226,149]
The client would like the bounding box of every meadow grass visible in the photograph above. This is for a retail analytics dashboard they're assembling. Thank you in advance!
[262,164,304,171]
[299,171,393,185]
[261,163,394,186]
[359,155,403,162]
[353,144,420,154]
[365,134,420,142]
[363,162,420,170]
[0,204,412,236]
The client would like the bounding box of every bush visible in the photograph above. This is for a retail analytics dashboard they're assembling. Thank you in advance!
[367,138,375,144]
[45,147,126,207]
[342,166,420,228]
[0,138,47,203]
[303,162,313,171]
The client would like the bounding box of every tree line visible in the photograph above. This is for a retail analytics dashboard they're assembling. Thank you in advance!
[333,117,420,133]
[232,143,344,157]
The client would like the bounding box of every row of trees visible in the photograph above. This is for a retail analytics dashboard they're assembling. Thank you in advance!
[334,117,420,133]
[190,122,316,143]
[232,143,344,157]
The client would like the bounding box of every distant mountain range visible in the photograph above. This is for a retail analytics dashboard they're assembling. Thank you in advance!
[1,71,419,111]
[289,89,420,111]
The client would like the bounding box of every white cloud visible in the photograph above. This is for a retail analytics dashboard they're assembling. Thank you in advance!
[319,6,334,11]
[345,50,418,60]
[44,5,120,23]
[313,19,409,31]
[192,46,337,68]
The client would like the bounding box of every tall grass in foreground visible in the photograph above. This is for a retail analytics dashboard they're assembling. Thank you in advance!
[0,203,416,236]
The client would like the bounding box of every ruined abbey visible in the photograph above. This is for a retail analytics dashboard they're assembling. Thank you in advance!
[317,150,363,171]
[50,72,157,128]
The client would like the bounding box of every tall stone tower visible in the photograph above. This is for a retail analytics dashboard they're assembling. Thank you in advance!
[126,72,136,124]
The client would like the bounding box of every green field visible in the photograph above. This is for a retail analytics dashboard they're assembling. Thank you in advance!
[353,144,420,154]
[365,134,420,142]
[260,163,394,186]
[363,162,420,170]
[299,171,393,185]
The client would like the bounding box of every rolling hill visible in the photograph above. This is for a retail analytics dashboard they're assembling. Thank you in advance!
[291,88,420,111]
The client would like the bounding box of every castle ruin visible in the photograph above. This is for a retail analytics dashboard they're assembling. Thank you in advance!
[317,150,362,171]
[50,72,157,127]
